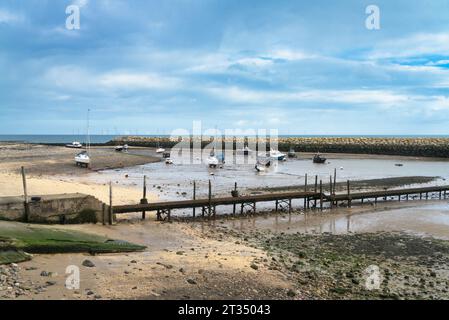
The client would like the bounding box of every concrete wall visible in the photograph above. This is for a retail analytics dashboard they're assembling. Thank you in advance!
[0,193,107,224]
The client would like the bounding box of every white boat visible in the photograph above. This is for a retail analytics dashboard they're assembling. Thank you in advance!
[66,141,83,149]
[238,145,252,155]
[75,151,90,167]
[165,158,173,164]
[269,149,286,161]
[206,155,219,168]
[75,109,91,168]
[255,159,271,172]
[115,144,129,152]
[156,147,165,153]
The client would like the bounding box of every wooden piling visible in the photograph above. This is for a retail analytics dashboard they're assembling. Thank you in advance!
[102,203,106,225]
[333,168,337,195]
[329,176,333,208]
[21,166,29,222]
[109,181,113,225]
[208,179,212,217]
[142,175,147,220]
[193,181,196,218]
[304,174,308,209]
[314,175,318,208]
[319,180,323,211]
[233,182,237,216]
[347,180,351,208]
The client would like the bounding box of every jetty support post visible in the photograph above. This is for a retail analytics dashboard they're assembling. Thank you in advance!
[319,180,323,211]
[304,174,308,209]
[141,175,147,220]
[329,175,334,209]
[233,182,237,216]
[347,180,351,208]
[314,175,318,208]
[208,179,212,217]
[193,181,196,218]
[333,168,337,195]
[109,181,113,225]
[21,166,29,222]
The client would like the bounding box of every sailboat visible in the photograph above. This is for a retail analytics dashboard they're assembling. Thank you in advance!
[206,147,219,168]
[75,109,91,168]
[269,148,286,161]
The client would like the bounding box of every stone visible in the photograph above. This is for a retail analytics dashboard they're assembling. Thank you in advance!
[187,278,197,285]
[82,260,95,268]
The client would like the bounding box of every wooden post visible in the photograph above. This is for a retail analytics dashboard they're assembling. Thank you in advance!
[109,181,113,225]
[333,168,337,196]
[233,182,237,216]
[142,175,147,220]
[304,174,308,208]
[102,203,106,225]
[208,179,212,217]
[314,175,318,208]
[319,180,323,211]
[275,200,279,212]
[329,175,333,208]
[21,166,29,222]
[193,181,196,218]
[347,180,351,208]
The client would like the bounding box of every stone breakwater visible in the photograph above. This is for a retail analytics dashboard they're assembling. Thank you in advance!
[110,136,449,158]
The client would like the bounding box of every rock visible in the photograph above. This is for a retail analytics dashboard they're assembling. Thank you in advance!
[287,289,296,297]
[176,251,185,255]
[187,278,197,285]
[46,281,57,286]
[94,295,102,299]
[250,264,259,270]
[86,290,95,296]
[130,260,137,264]
[40,271,51,277]
[82,260,95,268]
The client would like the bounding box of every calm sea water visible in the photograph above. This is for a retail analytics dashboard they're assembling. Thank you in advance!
[1,134,449,144]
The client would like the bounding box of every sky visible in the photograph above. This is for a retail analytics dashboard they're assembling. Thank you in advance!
[1,0,449,135]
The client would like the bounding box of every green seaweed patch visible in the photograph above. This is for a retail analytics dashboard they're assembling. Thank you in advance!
[0,221,146,264]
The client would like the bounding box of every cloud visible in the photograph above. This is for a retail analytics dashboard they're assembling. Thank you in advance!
[0,8,24,24]
[43,66,181,92]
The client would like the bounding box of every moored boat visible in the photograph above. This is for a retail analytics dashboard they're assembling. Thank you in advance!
[313,154,326,164]
[269,149,286,161]
[66,141,83,149]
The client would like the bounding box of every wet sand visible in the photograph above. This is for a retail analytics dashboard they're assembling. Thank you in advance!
[0,143,160,175]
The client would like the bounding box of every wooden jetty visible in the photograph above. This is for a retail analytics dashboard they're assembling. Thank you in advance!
[111,179,449,224]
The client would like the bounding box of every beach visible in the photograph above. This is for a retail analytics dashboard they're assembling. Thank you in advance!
[1,142,449,300]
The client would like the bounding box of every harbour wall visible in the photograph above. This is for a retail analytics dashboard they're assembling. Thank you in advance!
[109,136,449,158]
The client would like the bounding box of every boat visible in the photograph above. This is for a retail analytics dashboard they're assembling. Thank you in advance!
[156,147,165,153]
[313,154,326,164]
[255,159,271,172]
[75,151,90,167]
[206,155,219,168]
[115,144,128,152]
[238,145,252,155]
[269,149,286,161]
[74,109,91,168]
[66,141,83,149]
[288,147,296,158]
[206,148,219,168]
[165,158,173,164]
[162,152,171,158]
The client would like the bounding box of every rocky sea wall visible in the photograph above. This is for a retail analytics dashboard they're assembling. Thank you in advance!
[109,136,449,158]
